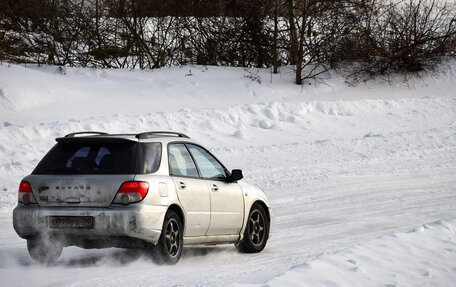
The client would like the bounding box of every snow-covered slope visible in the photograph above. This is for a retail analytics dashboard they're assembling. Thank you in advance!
[0,62,455,286]
[1,63,456,124]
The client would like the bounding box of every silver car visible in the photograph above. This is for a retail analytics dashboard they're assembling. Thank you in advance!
[13,131,271,264]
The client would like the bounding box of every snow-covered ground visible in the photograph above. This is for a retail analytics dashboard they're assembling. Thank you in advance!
[0,62,455,286]
[241,220,456,287]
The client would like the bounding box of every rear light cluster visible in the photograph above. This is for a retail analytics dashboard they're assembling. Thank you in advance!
[113,181,149,205]
[18,181,37,204]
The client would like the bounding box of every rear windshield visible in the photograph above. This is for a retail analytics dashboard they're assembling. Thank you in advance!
[33,141,161,175]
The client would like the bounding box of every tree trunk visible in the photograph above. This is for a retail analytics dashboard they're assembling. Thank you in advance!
[287,0,299,65]
[295,0,307,85]
[273,0,279,73]
[95,0,100,49]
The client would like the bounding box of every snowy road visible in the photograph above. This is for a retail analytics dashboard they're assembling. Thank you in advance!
[1,152,455,286]
[0,64,455,286]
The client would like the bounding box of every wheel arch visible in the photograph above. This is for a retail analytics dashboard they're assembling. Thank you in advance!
[239,199,271,242]
[167,204,185,230]
[252,200,271,224]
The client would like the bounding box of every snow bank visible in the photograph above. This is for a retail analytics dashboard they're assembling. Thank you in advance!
[1,96,454,213]
[1,62,456,124]
[239,220,456,287]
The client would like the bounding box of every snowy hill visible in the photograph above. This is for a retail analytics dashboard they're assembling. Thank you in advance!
[0,62,455,286]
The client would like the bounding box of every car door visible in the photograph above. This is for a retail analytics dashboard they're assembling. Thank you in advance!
[186,144,244,236]
[168,143,210,237]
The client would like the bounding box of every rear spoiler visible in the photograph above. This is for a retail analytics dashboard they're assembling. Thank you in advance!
[64,131,108,138]
[56,137,137,144]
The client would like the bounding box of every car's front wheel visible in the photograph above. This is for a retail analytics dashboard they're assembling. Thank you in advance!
[154,210,183,264]
[236,203,269,253]
[27,236,63,264]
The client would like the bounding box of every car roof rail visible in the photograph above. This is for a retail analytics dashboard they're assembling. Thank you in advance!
[64,131,109,138]
[135,131,190,139]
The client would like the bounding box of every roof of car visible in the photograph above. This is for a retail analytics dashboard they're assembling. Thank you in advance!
[56,131,198,144]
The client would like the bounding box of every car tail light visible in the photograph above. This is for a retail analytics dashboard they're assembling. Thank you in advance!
[18,181,37,204]
[113,181,149,205]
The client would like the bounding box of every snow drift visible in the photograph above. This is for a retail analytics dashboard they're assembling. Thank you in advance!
[239,220,456,287]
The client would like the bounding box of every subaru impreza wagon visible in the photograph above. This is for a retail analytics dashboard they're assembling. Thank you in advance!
[13,131,271,264]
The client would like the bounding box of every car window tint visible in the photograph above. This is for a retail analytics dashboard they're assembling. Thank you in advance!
[95,147,111,165]
[33,142,137,174]
[186,145,227,179]
[168,144,199,177]
[66,146,90,167]
[138,143,162,174]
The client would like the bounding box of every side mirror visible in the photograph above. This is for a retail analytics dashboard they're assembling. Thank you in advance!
[230,169,243,181]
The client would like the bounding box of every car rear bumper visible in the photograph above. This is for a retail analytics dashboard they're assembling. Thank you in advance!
[13,203,167,245]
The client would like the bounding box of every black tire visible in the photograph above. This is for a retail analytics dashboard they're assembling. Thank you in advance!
[154,210,183,264]
[236,203,269,253]
[27,236,63,264]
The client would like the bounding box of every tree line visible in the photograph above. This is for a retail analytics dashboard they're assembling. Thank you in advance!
[1,0,455,84]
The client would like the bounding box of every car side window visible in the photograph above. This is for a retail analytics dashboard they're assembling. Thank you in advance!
[168,144,199,177]
[138,143,162,174]
[186,144,227,179]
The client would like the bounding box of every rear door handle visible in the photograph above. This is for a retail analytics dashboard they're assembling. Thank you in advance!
[178,182,186,189]
[211,184,219,192]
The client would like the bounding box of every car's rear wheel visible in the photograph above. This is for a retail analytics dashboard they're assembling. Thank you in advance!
[27,236,63,264]
[236,203,269,253]
[154,210,183,264]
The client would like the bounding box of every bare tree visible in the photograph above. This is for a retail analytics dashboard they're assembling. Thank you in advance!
[287,0,299,65]
[273,0,279,73]
[1,0,454,83]
[295,0,307,84]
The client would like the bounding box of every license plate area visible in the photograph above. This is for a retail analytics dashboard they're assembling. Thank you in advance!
[47,216,94,229]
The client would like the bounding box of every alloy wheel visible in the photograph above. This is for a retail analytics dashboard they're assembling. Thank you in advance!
[249,210,265,246]
[165,218,180,257]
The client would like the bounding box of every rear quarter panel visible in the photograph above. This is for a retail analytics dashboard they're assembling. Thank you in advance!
[133,174,184,232]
